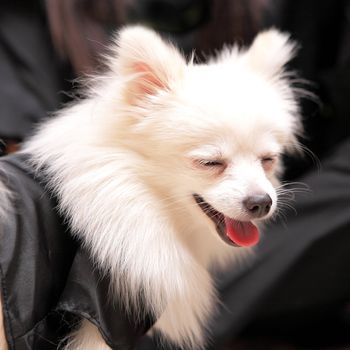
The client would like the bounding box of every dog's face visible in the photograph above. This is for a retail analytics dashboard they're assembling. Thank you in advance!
[108,27,300,247]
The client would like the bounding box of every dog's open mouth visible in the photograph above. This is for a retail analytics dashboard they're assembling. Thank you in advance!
[193,194,260,247]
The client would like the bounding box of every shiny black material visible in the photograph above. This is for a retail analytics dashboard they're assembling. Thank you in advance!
[0,154,153,349]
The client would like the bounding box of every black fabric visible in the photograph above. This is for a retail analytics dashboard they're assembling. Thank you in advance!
[0,2,71,140]
[276,0,350,180]
[127,0,211,34]
[0,154,152,349]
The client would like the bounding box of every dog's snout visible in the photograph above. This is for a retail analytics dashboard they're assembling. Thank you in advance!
[243,194,272,218]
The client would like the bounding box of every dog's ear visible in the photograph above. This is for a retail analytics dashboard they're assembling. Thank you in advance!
[111,26,186,104]
[245,29,297,77]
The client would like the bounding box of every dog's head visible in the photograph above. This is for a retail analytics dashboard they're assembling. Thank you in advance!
[107,26,301,247]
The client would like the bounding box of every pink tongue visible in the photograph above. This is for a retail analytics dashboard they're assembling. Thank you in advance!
[224,217,260,247]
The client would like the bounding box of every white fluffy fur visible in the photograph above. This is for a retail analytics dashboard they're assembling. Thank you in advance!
[0,26,301,349]
[63,320,112,350]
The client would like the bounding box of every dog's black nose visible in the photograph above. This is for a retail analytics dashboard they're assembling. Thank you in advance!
[243,194,272,218]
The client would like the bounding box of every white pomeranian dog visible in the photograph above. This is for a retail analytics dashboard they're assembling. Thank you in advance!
[0,26,301,349]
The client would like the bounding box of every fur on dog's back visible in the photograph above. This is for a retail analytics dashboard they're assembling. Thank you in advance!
[1,26,301,349]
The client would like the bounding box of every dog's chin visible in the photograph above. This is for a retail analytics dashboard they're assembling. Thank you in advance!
[193,194,260,248]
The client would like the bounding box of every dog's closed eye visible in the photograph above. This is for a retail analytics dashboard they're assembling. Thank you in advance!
[200,160,225,167]
[193,159,227,173]
[260,155,278,171]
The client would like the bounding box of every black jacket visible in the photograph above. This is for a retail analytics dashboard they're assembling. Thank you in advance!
[0,154,152,349]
